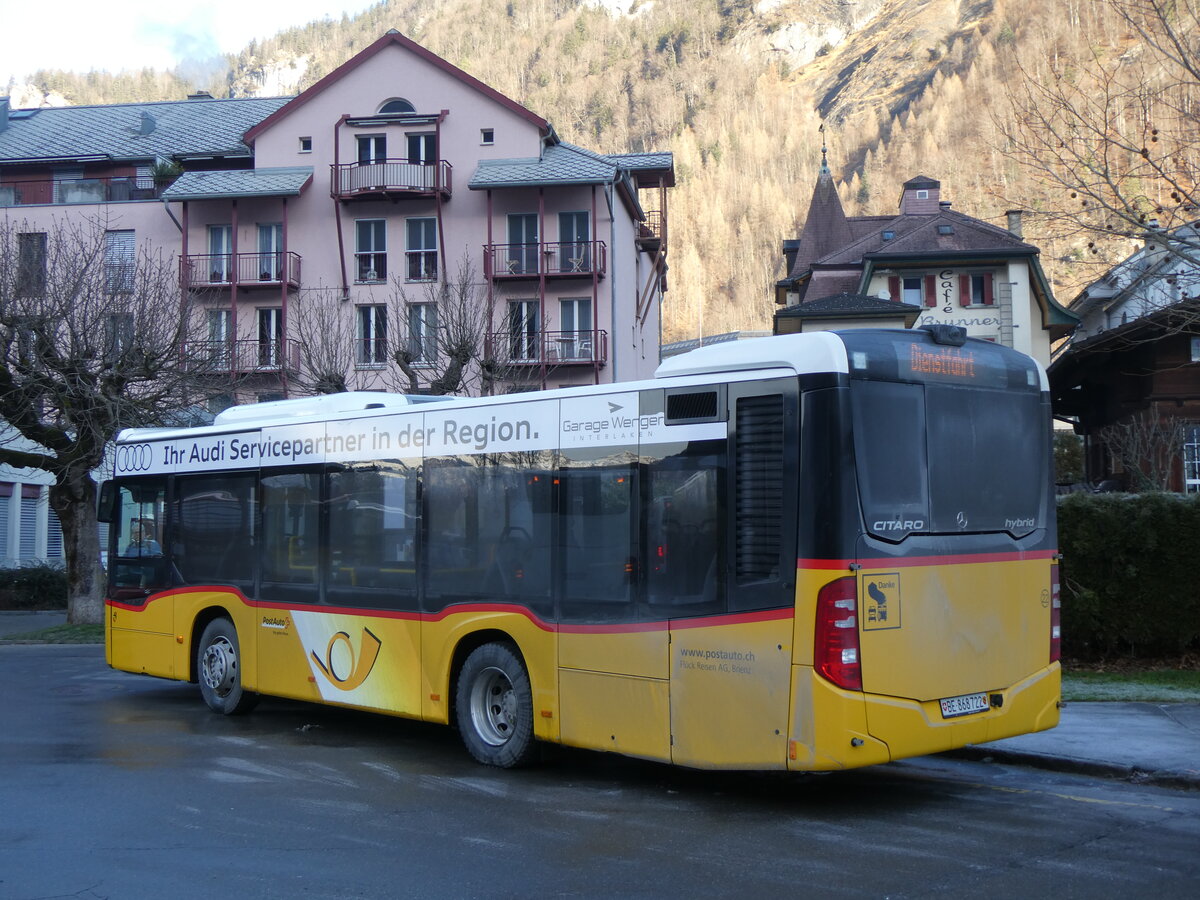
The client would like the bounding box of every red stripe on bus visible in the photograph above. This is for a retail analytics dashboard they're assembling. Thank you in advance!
[106,589,793,634]
[798,549,1058,570]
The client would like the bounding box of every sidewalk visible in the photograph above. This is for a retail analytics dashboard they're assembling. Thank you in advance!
[953,701,1200,790]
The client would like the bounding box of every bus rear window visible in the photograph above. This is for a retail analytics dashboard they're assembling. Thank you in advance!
[851,380,1047,540]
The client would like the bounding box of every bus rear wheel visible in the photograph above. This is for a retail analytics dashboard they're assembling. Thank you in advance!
[455,642,536,768]
[197,618,258,715]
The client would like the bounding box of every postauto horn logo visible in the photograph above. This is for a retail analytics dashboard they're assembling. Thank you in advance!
[116,444,153,472]
[310,628,382,691]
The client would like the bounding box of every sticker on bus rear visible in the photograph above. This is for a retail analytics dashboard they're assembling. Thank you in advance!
[861,572,902,630]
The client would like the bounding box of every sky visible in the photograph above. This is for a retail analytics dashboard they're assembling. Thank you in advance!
[0,0,382,85]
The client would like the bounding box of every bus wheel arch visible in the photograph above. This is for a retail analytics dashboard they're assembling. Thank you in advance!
[196,615,259,716]
[452,635,536,768]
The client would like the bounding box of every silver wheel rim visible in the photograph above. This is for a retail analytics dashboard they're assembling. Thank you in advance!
[468,665,518,747]
[200,636,238,698]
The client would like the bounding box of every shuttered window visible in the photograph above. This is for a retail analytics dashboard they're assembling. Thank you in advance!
[47,505,64,559]
[19,487,39,558]
[735,394,784,581]
[104,229,135,294]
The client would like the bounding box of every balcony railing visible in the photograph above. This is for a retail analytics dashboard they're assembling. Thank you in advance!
[488,329,608,367]
[639,210,664,244]
[331,159,452,199]
[484,241,607,280]
[182,339,300,374]
[183,252,302,290]
[0,175,164,207]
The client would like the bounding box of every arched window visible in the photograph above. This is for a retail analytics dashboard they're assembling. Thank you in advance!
[379,98,415,114]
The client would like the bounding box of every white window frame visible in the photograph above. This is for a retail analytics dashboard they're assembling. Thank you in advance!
[357,304,388,367]
[406,218,437,282]
[104,229,135,294]
[408,303,438,365]
[355,219,387,282]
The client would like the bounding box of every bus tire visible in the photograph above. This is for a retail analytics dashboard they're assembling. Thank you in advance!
[197,618,258,716]
[455,642,536,768]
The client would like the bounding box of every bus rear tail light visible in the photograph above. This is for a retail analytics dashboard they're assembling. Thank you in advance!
[1050,567,1061,663]
[815,576,862,692]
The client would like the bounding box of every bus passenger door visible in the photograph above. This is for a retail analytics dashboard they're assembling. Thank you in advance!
[556,398,671,762]
[667,382,797,769]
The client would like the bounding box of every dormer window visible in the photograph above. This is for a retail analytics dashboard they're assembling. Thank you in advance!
[916,189,929,199]
[379,98,415,114]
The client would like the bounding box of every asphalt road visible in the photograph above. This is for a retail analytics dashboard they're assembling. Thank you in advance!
[3,645,1199,899]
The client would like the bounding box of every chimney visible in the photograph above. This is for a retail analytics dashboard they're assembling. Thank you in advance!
[899,176,940,214]
[0,97,8,133]
[1006,209,1024,239]
[782,239,801,274]
[187,90,214,101]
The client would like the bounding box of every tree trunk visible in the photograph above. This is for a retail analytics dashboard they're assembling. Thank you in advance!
[49,469,104,625]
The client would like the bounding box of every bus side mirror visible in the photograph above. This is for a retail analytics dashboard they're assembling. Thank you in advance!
[97,481,117,523]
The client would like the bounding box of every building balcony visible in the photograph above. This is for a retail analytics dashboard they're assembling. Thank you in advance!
[637,210,664,248]
[331,159,452,200]
[484,241,607,281]
[182,252,302,290]
[489,329,608,367]
[181,339,301,375]
[0,175,164,207]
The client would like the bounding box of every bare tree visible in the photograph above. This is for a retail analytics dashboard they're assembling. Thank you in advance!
[1097,410,1189,492]
[0,215,219,623]
[289,287,363,395]
[1001,0,1200,282]
[384,254,511,396]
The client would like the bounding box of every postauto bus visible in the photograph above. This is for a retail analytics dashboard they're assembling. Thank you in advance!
[102,327,1060,770]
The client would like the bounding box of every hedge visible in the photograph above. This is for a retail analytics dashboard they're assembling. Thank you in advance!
[0,564,69,610]
[1057,492,1200,659]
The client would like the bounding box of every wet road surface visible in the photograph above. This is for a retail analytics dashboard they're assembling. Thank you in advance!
[3,645,1199,898]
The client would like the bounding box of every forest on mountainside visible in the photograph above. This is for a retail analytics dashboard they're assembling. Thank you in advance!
[9,0,1191,342]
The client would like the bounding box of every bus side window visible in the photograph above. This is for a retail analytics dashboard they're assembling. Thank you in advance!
[260,471,321,604]
[173,473,256,591]
[644,439,726,617]
[559,463,635,623]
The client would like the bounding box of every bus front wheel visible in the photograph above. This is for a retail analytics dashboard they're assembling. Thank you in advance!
[455,642,536,767]
[197,618,258,715]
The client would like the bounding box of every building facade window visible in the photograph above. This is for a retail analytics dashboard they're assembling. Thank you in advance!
[901,276,923,305]
[408,303,438,364]
[258,308,282,368]
[508,299,539,361]
[407,133,436,165]
[105,313,134,362]
[480,128,495,145]
[208,225,232,282]
[357,305,388,366]
[16,232,47,297]
[959,272,995,306]
[104,229,135,294]
[299,136,312,152]
[1185,427,1200,493]
[406,218,437,281]
[379,98,415,114]
[356,220,387,282]
[559,297,592,360]
[357,134,386,164]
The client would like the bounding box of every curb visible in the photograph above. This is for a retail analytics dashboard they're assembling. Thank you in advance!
[947,745,1200,792]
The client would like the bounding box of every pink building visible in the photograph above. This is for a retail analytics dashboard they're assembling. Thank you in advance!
[0,31,673,403]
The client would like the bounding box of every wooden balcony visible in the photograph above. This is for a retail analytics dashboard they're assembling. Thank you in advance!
[182,252,302,290]
[488,329,608,367]
[330,159,452,200]
[484,241,607,281]
[181,339,300,375]
[0,175,164,207]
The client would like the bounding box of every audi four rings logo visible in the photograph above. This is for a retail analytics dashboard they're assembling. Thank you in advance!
[116,444,153,472]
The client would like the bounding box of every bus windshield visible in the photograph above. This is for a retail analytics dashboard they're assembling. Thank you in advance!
[850,378,1049,541]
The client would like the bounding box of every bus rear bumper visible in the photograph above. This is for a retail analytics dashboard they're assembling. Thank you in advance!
[788,663,1061,771]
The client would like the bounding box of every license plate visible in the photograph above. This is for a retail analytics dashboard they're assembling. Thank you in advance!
[939,692,989,719]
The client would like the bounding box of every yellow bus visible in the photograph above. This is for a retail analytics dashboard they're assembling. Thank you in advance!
[102,327,1060,770]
